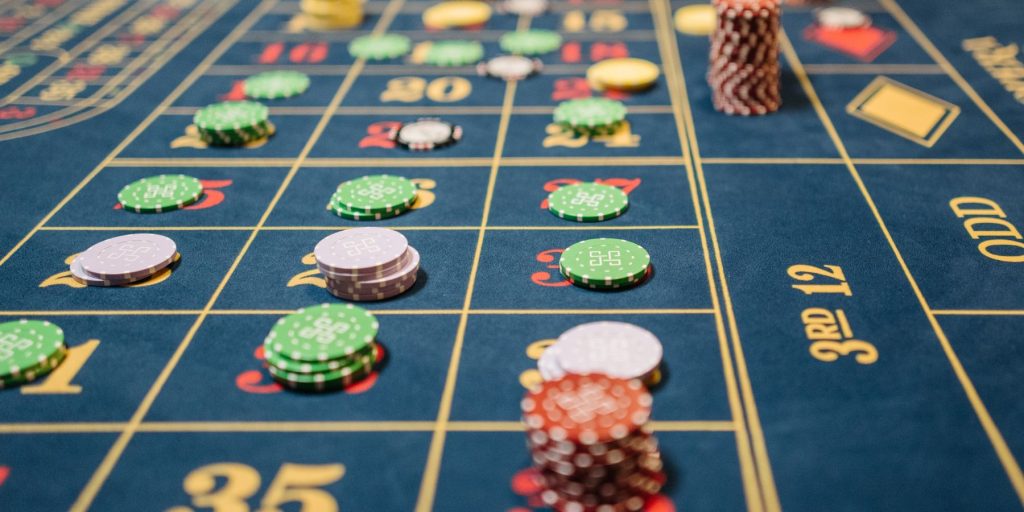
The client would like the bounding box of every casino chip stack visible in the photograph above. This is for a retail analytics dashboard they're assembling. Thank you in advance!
[521,374,665,511]
[560,238,651,290]
[423,1,492,30]
[539,322,663,386]
[70,234,179,287]
[244,70,310,100]
[707,0,782,116]
[554,98,628,136]
[314,228,420,301]
[0,320,68,389]
[328,174,418,221]
[390,118,462,151]
[193,101,274,146]
[587,58,660,93]
[301,0,363,30]
[262,304,379,392]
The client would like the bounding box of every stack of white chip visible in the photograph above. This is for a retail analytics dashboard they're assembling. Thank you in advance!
[538,321,663,384]
[69,234,179,287]
[313,227,420,302]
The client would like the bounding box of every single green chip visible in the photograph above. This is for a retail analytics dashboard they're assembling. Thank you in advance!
[244,70,310,99]
[500,29,563,56]
[334,174,418,214]
[554,97,627,131]
[194,101,269,132]
[0,320,65,379]
[425,40,484,67]
[559,238,651,286]
[0,345,66,388]
[266,342,375,374]
[117,174,203,214]
[349,33,412,61]
[263,304,378,363]
[548,183,629,222]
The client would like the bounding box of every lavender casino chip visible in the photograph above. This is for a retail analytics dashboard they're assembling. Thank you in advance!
[349,247,420,290]
[77,234,177,280]
[537,343,566,381]
[555,321,663,380]
[70,256,137,287]
[314,228,408,274]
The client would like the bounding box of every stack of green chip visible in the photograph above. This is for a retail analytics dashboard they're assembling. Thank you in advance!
[117,174,204,214]
[425,40,484,67]
[559,238,651,290]
[553,97,628,135]
[262,304,380,392]
[327,174,419,221]
[244,70,310,100]
[0,320,68,389]
[499,29,563,56]
[348,33,412,61]
[193,100,274,146]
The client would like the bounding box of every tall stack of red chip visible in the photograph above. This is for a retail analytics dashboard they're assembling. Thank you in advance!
[707,0,782,116]
[521,373,665,511]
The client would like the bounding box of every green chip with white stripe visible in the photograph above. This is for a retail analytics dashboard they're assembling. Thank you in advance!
[548,183,629,222]
[263,304,378,363]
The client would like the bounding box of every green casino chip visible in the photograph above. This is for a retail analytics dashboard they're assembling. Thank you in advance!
[548,183,629,222]
[329,197,410,221]
[0,319,65,380]
[244,70,310,99]
[0,345,67,388]
[554,97,627,133]
[559,238,651,286]
[193,101,271,146]
[425,40,484,67]
[269,362,374,392]
[117,174,203,214]
[500,29,563,56]
[265,343,375,374]
[333,174,418,214]
[348,33,412,61]
[263,303,378,363]
[267,352,373,383]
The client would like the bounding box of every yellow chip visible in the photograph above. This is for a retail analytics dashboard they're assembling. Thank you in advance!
[674,5,717,36]
[423,1,492,29]
[587,58,660,92]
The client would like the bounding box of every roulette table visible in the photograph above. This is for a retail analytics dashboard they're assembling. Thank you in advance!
[1,0,1023,510]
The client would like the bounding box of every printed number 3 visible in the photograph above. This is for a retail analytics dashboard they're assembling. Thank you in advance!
[167,462,345,512]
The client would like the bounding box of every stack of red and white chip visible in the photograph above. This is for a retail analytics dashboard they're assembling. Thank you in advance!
[521,374,665,512]
[707,0,782,116]
[314,228,420,302]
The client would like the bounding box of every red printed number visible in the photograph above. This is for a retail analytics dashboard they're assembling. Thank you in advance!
[0,106,36,120]
[185,179,231,210]
[532,249,571,287]
[539,177,641,209]
[359,121,401,149]
[258,42,328,64]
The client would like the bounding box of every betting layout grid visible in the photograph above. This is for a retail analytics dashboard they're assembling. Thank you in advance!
[0,1,1019,512]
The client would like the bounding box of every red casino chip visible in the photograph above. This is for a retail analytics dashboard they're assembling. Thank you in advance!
[521,374,652,445]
